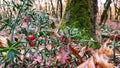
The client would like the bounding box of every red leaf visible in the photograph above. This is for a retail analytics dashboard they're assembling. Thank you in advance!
[55,49,68,64]
[115,34,120,41]
[0,41,3,46]
[69,45,83,62]
[33,54,43,64]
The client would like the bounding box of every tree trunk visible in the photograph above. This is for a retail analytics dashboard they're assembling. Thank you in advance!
[99,0,111,26]
[58,0,94,39]
[92,0,98,38]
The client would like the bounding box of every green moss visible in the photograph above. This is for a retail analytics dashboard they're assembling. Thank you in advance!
[59,0,93,39]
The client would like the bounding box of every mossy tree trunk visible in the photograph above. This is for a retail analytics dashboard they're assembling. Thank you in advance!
[59,0,95,39]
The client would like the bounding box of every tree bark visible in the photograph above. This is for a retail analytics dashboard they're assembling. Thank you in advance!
[59,0,94,39]
[92,0,98,38]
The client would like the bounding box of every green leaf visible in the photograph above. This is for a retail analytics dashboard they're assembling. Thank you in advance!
[7,50,15,62]
[7,39,13,47]
[0,24,7,30]
[12,41,21,48]
[4,18,9,23]
[0,46,7,49]
[89,42,100,49]
[0,14,2,20]
[41,52,46,60]
[22,28,28,36]
[12,6,16,11]
[29,0,33,4]
[39,31,44,36]
[0,48,9,52]
[11,49,21,55]
[11,0,17,8]
[15,19,20,23]
[26,3,32,7]
[115,43,120,47]
[3,0,9,5]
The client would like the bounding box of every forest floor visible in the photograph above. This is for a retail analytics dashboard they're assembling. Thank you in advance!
[0,15,120,67]
[96,16,120,67]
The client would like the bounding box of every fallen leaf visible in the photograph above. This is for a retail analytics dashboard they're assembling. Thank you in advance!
[46,43,52,50]
[33,54,43,64]
[55,49,68,64]
[0,36,8,47]
[69,45,83,62]
[77,39,114,68]
[21,22,27,28]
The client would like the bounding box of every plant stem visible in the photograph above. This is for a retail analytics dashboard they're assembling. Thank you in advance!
[113,39,116,64]
[10,9,20,42]
[10,24,15,42]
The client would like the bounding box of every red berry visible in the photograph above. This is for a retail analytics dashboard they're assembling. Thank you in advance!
[23,17,28,22]
[28,34,35,40]
[29,41,35,46]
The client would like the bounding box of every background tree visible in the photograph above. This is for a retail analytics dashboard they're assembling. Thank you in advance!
[99,0,111,26]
